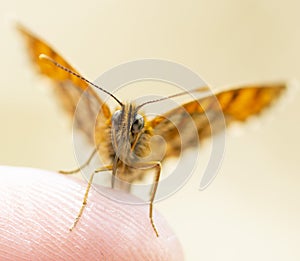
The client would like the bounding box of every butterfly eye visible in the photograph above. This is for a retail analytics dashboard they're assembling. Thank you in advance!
[131,114,144,134]
[112,110,122,127]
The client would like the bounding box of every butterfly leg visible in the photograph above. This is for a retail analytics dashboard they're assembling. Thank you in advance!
[133,161,161,237]
[111,156,119,189]
[59,147,99,175]
[69,165,113,231]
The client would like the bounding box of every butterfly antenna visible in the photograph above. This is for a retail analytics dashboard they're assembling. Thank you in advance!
[39,54,123,106]
[136,86,210,110]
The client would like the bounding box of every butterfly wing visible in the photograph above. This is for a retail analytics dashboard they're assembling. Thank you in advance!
[17,24,111,144]
[150,83,286,159]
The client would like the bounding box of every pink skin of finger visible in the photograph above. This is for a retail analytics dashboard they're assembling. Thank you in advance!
[0,166,184,261]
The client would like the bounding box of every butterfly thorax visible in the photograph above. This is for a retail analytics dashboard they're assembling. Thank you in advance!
[95,103,153,183]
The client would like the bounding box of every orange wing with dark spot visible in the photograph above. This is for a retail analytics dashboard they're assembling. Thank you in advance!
[151,83,286,158]
[17,24,111,144]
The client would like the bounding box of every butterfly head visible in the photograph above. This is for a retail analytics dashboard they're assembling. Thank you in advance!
[111,103,145,159]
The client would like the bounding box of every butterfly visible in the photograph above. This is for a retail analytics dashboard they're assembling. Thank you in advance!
[17,24,286,237]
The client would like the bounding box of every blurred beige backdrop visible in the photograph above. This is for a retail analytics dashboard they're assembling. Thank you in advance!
[1,0,300,260]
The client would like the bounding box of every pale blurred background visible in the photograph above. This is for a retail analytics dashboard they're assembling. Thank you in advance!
[1,0,300,260]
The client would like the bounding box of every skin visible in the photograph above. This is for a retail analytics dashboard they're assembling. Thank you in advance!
[0,166,184,261]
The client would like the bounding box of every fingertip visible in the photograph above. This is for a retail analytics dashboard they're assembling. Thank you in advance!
[0,166,184,260]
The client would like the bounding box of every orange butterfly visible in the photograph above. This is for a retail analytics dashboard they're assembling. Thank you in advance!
[17,24,286,237]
